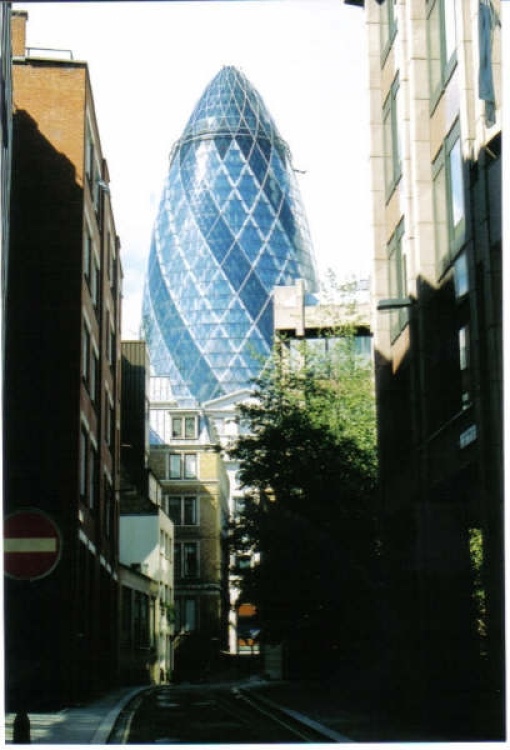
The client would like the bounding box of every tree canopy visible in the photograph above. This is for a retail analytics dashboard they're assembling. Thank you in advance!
[228,325,381,677]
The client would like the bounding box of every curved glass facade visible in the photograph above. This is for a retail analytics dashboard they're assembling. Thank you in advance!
[142,66,317,404]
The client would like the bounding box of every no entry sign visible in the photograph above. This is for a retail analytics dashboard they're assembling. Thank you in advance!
[4,509,62,581]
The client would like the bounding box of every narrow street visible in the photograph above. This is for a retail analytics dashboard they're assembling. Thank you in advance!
[109,684,348,744]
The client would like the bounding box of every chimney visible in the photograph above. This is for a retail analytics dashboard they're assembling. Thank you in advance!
[11,10,28,58]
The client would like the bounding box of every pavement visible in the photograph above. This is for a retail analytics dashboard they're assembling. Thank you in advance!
[2,679,360,745]
[3,685,148,744]
[2,676,505,744]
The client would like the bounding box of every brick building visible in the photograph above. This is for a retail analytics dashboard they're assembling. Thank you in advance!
[4,12,122,708]
[1,2,12,360]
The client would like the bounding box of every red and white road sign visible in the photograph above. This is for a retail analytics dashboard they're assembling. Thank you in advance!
[4,509,62,581]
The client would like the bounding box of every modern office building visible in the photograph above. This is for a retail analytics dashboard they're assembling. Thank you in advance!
[149,378,230,679]
[142,65,318,406]
[5,12,122,708]
[352,0,503,734]
[273,278,372,355]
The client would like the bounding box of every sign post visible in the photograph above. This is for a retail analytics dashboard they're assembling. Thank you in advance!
[4,508,62,740]
[4,508,62,581]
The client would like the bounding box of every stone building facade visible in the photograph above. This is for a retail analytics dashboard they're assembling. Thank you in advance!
[351,0,503,734]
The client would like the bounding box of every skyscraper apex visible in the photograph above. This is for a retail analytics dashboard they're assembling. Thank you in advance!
[179,65,284,147]
[143,66,317,406]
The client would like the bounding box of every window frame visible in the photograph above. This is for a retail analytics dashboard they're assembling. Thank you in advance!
[167,495,199,526]
[427,0,458,111]
[82,322,91,385]
[83,228,92,284]
[454,252,469,299]
[174,541,200,579]
[90,249,100,309]
[458,324,471,409]
[104,473,113,538]
[88,438,98,510]
[168,452,198,480]
[171,414,198,440]
[80,425,88,500]
[380,0,397,65]
[387,219,408,341]
[175,596,198,633]
[432,121,466,275]
[168,453,181,479]
[90,345,99,405]
[382,74,402,201]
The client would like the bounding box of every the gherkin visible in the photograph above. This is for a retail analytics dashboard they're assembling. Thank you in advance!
[142,66,318,405]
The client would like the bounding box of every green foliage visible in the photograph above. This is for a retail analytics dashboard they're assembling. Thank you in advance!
[468,527,487,642]
[228,323,381,675]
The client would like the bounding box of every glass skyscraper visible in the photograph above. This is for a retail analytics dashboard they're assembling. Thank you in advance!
[142,66,318,405]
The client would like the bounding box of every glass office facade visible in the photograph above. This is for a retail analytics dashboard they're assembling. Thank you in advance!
[142,66,317,405]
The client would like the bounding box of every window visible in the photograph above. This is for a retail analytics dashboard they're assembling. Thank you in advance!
[85,120,94,184]
[427,0,457,107]
[380,0,397,64]
[110,326,116,367]
[387,220,408,340]
[354,335,372,359]
[92,158,101,214]
[169,454,181,479]
[105,394,115,448]
[106,310,115,366]
[80,426,88,499]
[175,542,199,578]
[82,324,91,384]
[184,454,197,478]
[159,530,171,560]
[90,347,99,404]
[134,591,150,647]
[91,252,100,308]
[106,231,112,284]
[168,452,198,479]
[104,474,113,538]
[105,230,118,290]
[82,324,99,403]
[160,530,166,556]
[433,122,466,274]
[458,325,471,409]
[171,415,197,440]
[383,75,402,199]
[454,252,469,298]
[89,441,98,509]
[175,596,197,633]
[83,230,92,282]
[167,496,198,526]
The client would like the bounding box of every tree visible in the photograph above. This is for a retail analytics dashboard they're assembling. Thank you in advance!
[228,323,380,678]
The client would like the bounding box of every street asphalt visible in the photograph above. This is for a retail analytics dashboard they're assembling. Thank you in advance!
[2,676,503,744]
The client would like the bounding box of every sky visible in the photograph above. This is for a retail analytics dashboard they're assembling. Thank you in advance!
[14,0,371,339]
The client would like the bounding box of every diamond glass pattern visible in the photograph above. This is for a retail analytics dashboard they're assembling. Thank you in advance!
[142,66,317,405]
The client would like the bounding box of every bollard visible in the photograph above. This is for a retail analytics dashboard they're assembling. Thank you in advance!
[13,711,31,743]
